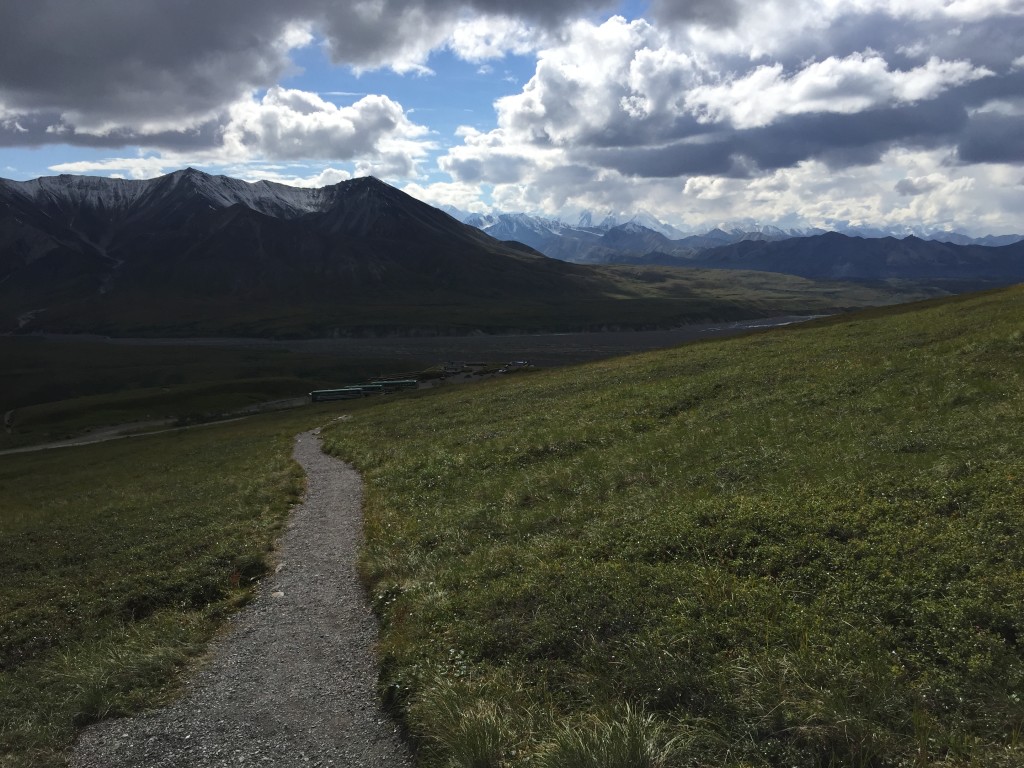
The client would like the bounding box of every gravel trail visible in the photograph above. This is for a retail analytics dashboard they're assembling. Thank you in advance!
[72,430,414,767]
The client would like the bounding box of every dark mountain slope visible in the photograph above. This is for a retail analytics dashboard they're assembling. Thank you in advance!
[0,171,623,335]
[685,232,1024,283]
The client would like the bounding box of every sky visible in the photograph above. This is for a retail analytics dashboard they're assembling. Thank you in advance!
[1,0,1022,235]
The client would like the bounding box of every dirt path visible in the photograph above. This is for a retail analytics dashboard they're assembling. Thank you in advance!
[71,430,414,767]
[0,398,308,457]
[0,419,178,456]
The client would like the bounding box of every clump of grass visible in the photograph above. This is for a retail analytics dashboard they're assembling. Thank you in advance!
[406,675,542,768]
[535,704,687,768]
[413,682,512,768]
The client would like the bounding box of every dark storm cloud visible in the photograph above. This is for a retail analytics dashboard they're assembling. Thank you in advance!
[441,152,531,183]
[746,97,970,171]
[904,13,1024,72]
[957,112,1024,163]
[895,177,937,196]
[646,0,742,27]
[579,139,738,178]
[0,112,224,149]
[0,0,295,133]
[576,97,972,179]
[769,11,1024,73]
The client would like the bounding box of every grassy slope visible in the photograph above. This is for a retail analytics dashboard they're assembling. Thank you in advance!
[0,406,343,767]
[322,286,1024,767]
[0,336,417,449]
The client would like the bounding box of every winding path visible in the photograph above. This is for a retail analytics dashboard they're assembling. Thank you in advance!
[72,430,414,767]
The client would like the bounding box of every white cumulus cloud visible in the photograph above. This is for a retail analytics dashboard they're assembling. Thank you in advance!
[220,87,434,173]
[685,53,993,128]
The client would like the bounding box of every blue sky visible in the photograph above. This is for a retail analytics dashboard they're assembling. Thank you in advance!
[1,1,1023,234]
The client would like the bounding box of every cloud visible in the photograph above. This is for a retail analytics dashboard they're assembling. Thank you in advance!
[424,3,1023,236]
[646,0,742,27]
[448,16,542,62]
[45,86,435,181]
[315,0,731,72]
[895,176,941,195]
[221,88,432,166]
[0,1,609,144]
[957,112,1024,162]
[0,4,309,138]
[401,180,494,213]
[48,156,175,180]
[684,54,992,129]
[230,166,353,187]
[491,17,699,149]
[293,1,623,75]
[439,8,1019,189]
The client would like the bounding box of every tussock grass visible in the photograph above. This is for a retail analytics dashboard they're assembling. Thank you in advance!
[535,704,686,768]
[324,286,1024,767]
[0,407,332,767]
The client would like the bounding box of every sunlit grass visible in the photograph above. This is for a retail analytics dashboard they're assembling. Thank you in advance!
[323,286,1024,767]
[0,406,337,767]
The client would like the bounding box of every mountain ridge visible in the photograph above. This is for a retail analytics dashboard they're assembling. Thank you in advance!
[1,169,621,336]
[3,169,1018,337]
[439,205,1024,263]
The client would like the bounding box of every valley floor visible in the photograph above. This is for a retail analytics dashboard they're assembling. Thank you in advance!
[22,314,819,369]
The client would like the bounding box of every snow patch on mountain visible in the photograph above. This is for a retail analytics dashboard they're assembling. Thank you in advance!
[10,174,152,210]
[2,167,337,219]
[158,168,334,216]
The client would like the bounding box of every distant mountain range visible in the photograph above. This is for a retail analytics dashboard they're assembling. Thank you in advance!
[2,170,1022,337]
[441,205,1024,265]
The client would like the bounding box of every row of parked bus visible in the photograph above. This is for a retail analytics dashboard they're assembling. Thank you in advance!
[309,379,419,402]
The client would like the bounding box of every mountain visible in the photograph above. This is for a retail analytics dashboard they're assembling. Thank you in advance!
[0,170,637,336]
[684,232,1024,284]
[4,170,1016,338]
[579,210,686,239]
[462,208,1022,266]
[462,207,1024,287]
[479,213,605,263]
[922,232,1024,247]
[469,214,1024,285]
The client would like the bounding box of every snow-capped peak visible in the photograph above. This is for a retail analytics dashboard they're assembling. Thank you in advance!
[625,211,685,239]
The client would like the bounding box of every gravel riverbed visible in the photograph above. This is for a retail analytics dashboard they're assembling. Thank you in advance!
[71,430,414,767]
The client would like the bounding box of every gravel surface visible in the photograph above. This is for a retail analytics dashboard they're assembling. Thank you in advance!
[72,430,415,767]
